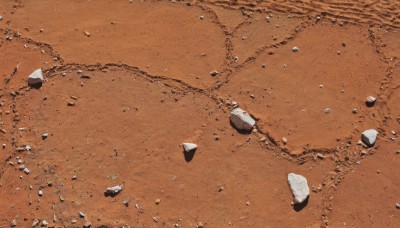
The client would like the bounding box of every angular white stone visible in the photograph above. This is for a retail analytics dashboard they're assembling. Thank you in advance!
[365,96,376,106]
[182,143,197,152]
[104,185,122,195]
[28,69,44,85]
[230,108,256,131]
[361,129,378,147]
[288,173,310,204]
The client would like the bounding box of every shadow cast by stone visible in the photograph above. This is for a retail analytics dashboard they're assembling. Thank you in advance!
[293,196,309,212]
[229,120,252,135]
[29,82,43,89]
[183,148,197,162]
[104,191,119,198]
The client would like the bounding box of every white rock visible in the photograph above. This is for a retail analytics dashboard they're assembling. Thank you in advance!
[79,211,86,218]
[182,143,197,152]
[104,185,122,195]
[23,168,30,174]
[365,96,376,106]
[0,15,3,20]
[230,108,256,131]
[38,190,43,197]
[292,47,300,52]
[361,129,378,147]
[32,219,40,227]
[27,69,44,85]
[288,173,310,204]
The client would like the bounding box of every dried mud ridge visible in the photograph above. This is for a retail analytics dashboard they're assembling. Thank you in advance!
[204,0,400,28]
[1,0,400,227]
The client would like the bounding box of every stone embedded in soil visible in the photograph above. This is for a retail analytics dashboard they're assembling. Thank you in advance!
[104,185,123,196]
[210,70,219,76]
[230,108,256,131]
[292,47,300,52]
[182,143,197,152]
[361,129,378,147]
[288,173,310,204]
[79,211,86,218]
[38,190,43,197]
[365,96,376,107]
[83,222,92,228]
[27,68,44,85]
[23,168,30,174]
[32,219,40,227]
[42,133,49,139]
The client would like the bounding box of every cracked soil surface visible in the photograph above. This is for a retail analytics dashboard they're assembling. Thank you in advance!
[1,0,400,227]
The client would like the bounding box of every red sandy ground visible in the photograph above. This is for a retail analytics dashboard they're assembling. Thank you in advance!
[1,0,400,227]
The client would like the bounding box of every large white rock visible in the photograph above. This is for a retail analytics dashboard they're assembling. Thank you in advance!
[104,185,122,195]
[361,129,378,147]
[182,143,197,152]
[230,108,256,131]
[27,68,44,85]
[288,173,310,204]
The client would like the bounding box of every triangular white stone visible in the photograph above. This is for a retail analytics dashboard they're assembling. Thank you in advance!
[182,143,197,152]
[361,129,378,147]
[28,68,44,85]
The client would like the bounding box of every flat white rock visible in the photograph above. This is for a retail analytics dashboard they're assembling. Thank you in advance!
[28,69,44,85]
[104,185,122,195]
[230,108,256,131]
[288,173,310,204]
[182,143,197,152]
[361,129,378,147]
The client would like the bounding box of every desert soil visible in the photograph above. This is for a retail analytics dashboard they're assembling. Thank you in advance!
[1,0,400,227]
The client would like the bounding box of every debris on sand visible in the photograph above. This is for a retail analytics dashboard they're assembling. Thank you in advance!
[23,168,30,174]
[84,31,91,37]
[104,185,123,196]
[396,203,400,209]
[182,143,197,152]
[135,203,144,213]
[230,108,256,131]
[42,133,48,139]
[32,219,40,227]
[292,47,300,52]
[365,96,376,107]
[27,69,44,86]
[83,222,92,228]
[288,173,310,204]
[361,129,378,147]
[210,70,219,76]
[123,196,131,207]
[10,218,17,227]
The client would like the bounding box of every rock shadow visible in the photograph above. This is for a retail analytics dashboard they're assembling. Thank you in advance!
[29,82,42,89]
[183,148,197,162]
[229,120,253,135]
[293,196,309,212]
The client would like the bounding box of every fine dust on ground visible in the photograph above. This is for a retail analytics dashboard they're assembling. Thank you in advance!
[1,0,400,227]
